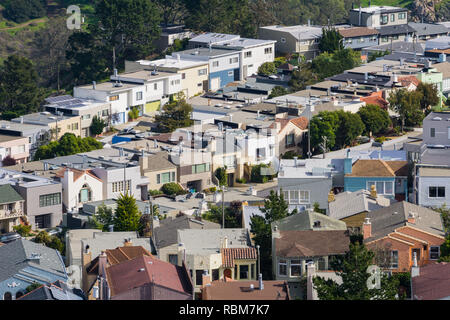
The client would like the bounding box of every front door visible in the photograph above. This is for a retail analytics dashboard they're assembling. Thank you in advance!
[412,248,421,264]
[211,77,220,91]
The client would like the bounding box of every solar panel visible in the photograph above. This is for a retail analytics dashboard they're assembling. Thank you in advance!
[46,95,73,103]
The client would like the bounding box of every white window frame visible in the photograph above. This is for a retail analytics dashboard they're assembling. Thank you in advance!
[367,181,394,195]
[430,246,440,260]
[278,259,287,276]
[390,250,398,269]
[428,186,446,198]
[290,259,301,277]
[136,91,143,101]
[212,61,219,67]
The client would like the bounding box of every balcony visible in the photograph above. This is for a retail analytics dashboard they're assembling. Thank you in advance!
[0,209,24,220]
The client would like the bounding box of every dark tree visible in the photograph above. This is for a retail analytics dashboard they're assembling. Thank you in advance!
[155,95,193,132]
[416,82,440,113]
[90,115,107,136]
[2,155,17,167]
[319,27,344,53]
[113,192,142,232]
[357,104,392,136]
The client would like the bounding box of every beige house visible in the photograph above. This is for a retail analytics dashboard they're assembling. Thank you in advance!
[209,135,244,186]
[139,152,178,191]
[0,184,25,234]
[270,117,308,157]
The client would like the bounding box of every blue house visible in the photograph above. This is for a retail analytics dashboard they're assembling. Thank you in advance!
[0,239,68,300]
[344,159,409,201]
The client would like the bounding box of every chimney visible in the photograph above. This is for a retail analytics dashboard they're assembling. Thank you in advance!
[306,261,316,300]
[411,251,420,277]
[370,184,377,198]
[408,212,416,224]
[363,217,372,239]
[43,162,49,171]
[124,238,133,247]
[20,116,24,124]
[93,81,96,90]
[98,251,108,277]
[364,72,368,81]
[223,236,228,248]
[202,270,211,287]
[257,110,260,118]
[258,273,264,290]
[328,190,335,202]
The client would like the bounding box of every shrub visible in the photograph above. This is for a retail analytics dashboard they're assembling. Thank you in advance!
[236,178,247,184]
[257,62,277,76]
[149,189,163,196]
[13,224,32,237]
[2,155,17,167]
[161,182,184,195]
[375,136,387,143]
[250,164,273,183]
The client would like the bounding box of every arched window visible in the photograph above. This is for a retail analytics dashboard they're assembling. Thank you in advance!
[15,291,23,299]
[79,184,92,203]
[3,292,12,300]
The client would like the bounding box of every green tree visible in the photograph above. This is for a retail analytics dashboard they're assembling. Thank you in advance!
[128,107,140,121]
[269,86,289,99]
[288,61,320,91]
[313,242,400,300]
[309,111,340,153]
[113,192,142,232]
[257,62,277,76]
[34,133,103,160]
[90,115,107,136]
[312,48,361,80]
[3,0,46,23]
[368,50,391,63]
[250,190,293,279]
[202,202,242,228]
[13,224,32,237]
[25,282,42,293]
[88,203,114,231]
[318,27,344,53]
[416,82,440,113]
[0,55,44,117]
[357,104,392,136]
[215,167,227,187]
[34,231,51,245]
[334,110,364,148]
[388,88,423,132]
[161,182,185,195]
[155,95,193,132]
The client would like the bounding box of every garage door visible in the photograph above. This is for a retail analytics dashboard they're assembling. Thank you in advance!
[145,101,161,114]
[211,77,220,91]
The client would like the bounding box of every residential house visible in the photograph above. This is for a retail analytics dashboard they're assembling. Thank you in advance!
[177,228,257,296]
[0,184,25,234]
[173,47,241,91]
[363,201,445,273]
[0,239,68,300]
[258,24,322,59]
[277,158,345,213]
[44,95,111,138]
[270,117,308,157]
[409,22,449,41]
[187,33,276,79]
[153,214,220,264]
[0,169,63,229]
[272,228,350,299]
[328,188,393,235]
[139,152,178,191]
[201,277,290,300]
[0,135,30,166]
[126,57,209,98]
[360,91,390,110]
[84,244,153,299]
[411,262,450,300]
[271,210,348,233]
[153,24,193,52]
[416,63,444,108]
[344,158,409,201]
[432,61,450,98]
[103,255,193,300]
[18,280,86,300]
[349,6,415,44]
[12,112,81,140]
[54,167,104,212]
[338,26,380,50]
[0,121,49,156]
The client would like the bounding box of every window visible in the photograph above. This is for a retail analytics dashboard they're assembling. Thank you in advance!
[212,61,219,67]
[244,51,252,58]
[39,193,61,207]
[102,109,109,117]
[256,147,266,159]
[264,47,273,54]
[299,191,310,203]
[239,265,249,279]
[109,95,119,101]
[381,36,388,43]
[171,79,180,86]
[431,128,436,137]
[318,257,326,270]
[3,292,12,300]
[390,13,395,22]
[198,68,207,76]
[35,214,51,229]
[430,246,440,260]
[157,174,160,184]
[112,180,131,193]
[18,145,25,153]
[197,83,202,87]
[290,259,301,276]
[171,172,175,181]
[381,14,388,25]
[181,73,186,80]
[212,269,219,281]
[429,186,445,198]
[136,91,143,101]
[195,270,203,286]
[72,123,78,130]
[79,184,92,203]
[399,12,406,19]
[161,172,171,184]
[229,57,238,64]
[285,133,295,147]
[367,181,394,195]
[168,254,178,265]
[81,114,91,120]
[192,163,210,174]
[280,37,286,43]
[390,251,398,269]
[392,35,399,40]
[279,259,287,276]
[154,83,158,90]
[290,190,299,204]
[228,71,234,77]
[15,291,23,299]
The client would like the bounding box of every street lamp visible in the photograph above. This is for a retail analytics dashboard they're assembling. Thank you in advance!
[256,245,260,276]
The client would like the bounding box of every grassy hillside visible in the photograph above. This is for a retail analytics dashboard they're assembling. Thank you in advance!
[359,0,414,7]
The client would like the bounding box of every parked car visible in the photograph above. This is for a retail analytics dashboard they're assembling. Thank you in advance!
[46,227,63,236]
[118,127,134,135]
[0,232,22,244]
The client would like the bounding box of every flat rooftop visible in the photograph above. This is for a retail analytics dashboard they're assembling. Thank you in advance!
[12,112,77,126]
[138,57,208,70]
[350,6,406,14]
[176,47,240,58]
[260,25,323,40]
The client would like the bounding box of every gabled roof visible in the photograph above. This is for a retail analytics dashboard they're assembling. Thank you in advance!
[105,255,192,297]
[55,167,102,183]
[221,247,257,268]
[398,75,420,88]
[275,230,350,258]
[0,239,66,283]
[346,159,408,177]
[360,95,389,109]
[18,280,86,300]
[272,211,347,231]
[364,201,445,242]
[339,27,379,38]
[0,184,24,204]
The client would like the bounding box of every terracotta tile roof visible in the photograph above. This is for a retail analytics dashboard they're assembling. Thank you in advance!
[275,230,350,258]
[398,75,420,87]
[339,27,379,38]
[346,159,408,177]
[360,95,389,109]
[105,255,192,297]
[54,167,102,182]
[290,117,308,130]
[412,262,450,300]
[221,247,257,268]
[202,280,290,300]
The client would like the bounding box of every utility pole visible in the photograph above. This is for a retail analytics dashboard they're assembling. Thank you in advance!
[320,136,328,159]
[307,104,313,159]
[256,245,260,276]
[221,185,225,229]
